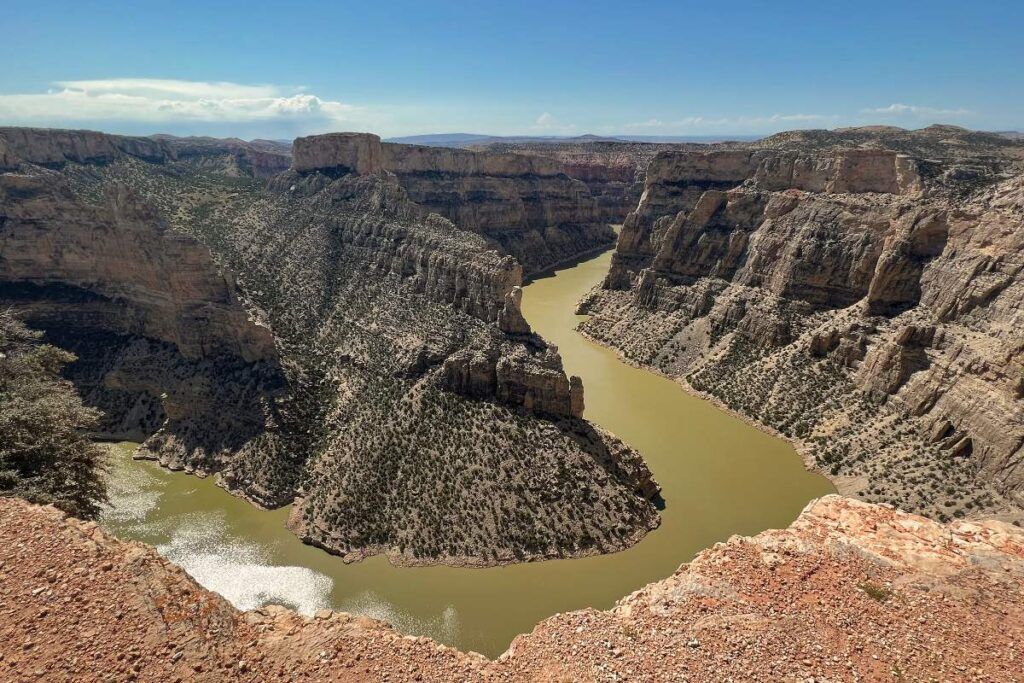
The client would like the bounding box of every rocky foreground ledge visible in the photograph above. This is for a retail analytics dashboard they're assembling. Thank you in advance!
[1,495,1021,682]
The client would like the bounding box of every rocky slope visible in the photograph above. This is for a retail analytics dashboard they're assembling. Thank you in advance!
[0,127,658,566]
[1,127,291,177]
[3,494,1021,681]
[310,135,617,274]
[579,125,1024,522]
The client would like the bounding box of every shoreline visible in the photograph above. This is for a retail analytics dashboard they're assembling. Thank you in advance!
[576,326,1024,525]
[573,328,859,499]
[123,441,662,571]
[522,236,618,283]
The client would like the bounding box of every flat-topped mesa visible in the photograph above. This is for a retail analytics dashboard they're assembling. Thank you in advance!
[479,140,699,222]
[752,148,921,195]
[292,132,384,175]
[0,126,168,167]
[290,132,615,275]
[380,142,564,177]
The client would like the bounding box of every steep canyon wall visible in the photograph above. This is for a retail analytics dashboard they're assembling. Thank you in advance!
[580,126,1024,521]
[293,133,616,274]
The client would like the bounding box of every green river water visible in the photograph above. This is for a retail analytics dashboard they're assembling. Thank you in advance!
[100,245,833,658]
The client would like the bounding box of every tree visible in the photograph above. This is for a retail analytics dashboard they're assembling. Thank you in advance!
[0,310,107,518]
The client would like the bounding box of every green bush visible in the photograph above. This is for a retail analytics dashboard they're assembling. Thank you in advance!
[0,311,107,518]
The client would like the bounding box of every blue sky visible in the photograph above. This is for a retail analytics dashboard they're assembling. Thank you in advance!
[1,0,1021,139]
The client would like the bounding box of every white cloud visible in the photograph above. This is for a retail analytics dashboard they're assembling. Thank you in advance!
[54,78,282,100]
[623,113,835,131]
[0,78,358,125]
[532,111,576,132]
[862,103,973,117]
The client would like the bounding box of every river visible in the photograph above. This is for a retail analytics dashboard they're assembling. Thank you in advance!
[100,244,833,658]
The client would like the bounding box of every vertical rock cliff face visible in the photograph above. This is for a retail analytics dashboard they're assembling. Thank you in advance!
[482,140,694,223]
[0,132,288,497]
[297,135,616,275]
[580,126,1024,522]
[0,127,658,566]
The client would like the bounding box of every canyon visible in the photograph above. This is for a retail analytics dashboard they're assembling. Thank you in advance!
[0,126,659,566]
[2,123,1023,680]
[577,125,1024,523]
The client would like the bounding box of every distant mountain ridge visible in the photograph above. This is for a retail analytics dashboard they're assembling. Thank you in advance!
[384,132,760,147]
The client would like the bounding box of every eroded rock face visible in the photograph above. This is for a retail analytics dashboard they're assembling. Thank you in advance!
[505,495,1024,681]
[0,126,659,565]
[582,126,1024,521]
[292,132,383,174]
[4,494,1021,681]
[0,127,292,177]
[0,149,287,495]
[292,133,616,274]
[481,140,698,222]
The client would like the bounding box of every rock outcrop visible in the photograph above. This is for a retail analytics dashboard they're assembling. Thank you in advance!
[481,140,710,223]
[581,126,1024,522]
[3,494,1021,681]
[293,132,382,174]
[0,126,659,566]
[293,132,616,274]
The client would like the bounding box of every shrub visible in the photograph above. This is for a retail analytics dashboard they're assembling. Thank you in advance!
[0,311,107,518]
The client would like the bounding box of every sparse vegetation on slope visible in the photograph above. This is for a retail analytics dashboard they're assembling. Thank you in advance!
[1,129,659,565]
[580,126,1024,523]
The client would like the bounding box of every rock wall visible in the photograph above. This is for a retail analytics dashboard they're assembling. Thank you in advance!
[581,126,1024,521]
[481,140,697,222]
[0,156,287,491]
[0,127,291,176]
[295,133,615,274]
[4,494,1022,681]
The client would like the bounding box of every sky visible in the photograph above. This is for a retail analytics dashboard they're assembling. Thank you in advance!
[1,0,1022,140]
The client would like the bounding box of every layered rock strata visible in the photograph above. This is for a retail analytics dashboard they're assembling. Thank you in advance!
[3,494,1021,681]
[580,125,1024,522]
[293,133,616,274]
[0,126,658,565]
[482,140,697,222]
[0,127,291,176]
[0,140,288,493]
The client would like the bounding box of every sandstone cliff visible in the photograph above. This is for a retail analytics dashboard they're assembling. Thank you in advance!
[482,140,698,222]
[0,126,658,565]
[580,125,1024,522]
[293,133,616,274]
[0,133,288,496]
[3,494,1021,681]
[0,127,291,177]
